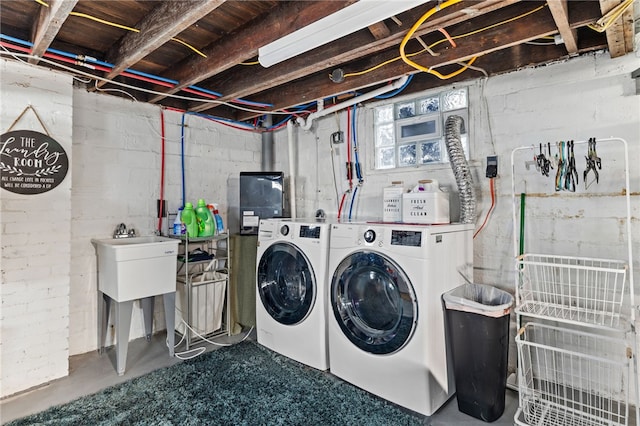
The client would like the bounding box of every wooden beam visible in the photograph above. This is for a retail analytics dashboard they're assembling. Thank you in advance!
[546,0,578,55]
[29,0,78,65]
[98,0,225,87]
[598,0,635,58]
[189,0,519,113]
[147,1,357,103]
[222,3,604,118]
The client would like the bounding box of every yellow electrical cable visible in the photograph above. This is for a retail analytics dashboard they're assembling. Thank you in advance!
[34,0,207,58]
[345,3,547,79]
[240,61,260,66]
[168,38,207,58]
[399,0,464,77]
[69,12,140,33]
[588,0,635,32]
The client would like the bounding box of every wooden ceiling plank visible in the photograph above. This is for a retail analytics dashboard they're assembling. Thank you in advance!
[148,0,357,103]
[29,0,78,65]
[598,0,633,58]
[223,4,604,118]
[546,0,578,55]
[99,0,226,86]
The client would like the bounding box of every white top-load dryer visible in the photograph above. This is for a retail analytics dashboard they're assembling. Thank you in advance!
[256,218,331,370]
[327,221,473,416]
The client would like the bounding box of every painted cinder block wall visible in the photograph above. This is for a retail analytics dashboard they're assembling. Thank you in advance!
[1,60,73,397]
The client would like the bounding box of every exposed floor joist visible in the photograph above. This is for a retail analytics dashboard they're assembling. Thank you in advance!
[547,0,578,55]
[98,0,226,86]
[147,1,357,103]
[29,0,78,65]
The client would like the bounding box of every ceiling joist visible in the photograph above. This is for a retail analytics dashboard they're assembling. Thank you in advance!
[99,0,226,86]
[547,0,579,55]
[29,0,78,65]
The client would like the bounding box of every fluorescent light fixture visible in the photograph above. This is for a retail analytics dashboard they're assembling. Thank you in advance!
[258,0,431,68]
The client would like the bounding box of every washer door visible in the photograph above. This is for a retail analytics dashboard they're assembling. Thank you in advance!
[331,250,417,355]
[257,242,316,325]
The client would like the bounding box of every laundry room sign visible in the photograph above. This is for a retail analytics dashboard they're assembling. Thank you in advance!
[0,129,69,194]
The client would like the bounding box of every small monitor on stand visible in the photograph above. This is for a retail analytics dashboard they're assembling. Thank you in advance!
[239,171,285,235]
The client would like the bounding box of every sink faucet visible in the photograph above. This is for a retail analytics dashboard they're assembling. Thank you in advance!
[113,223,136,238]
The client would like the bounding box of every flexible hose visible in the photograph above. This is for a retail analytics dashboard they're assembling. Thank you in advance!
[445,115,476,224]
[349,186,358,221]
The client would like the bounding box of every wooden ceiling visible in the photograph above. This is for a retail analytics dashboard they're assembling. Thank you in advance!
[0,0,636,122]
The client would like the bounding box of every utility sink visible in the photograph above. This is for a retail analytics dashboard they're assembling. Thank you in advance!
[91,236,179,302]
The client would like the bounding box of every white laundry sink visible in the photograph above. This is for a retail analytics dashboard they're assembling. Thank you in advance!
[91,236,179,302]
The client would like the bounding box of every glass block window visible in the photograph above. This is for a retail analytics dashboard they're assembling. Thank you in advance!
[373,87,469,169]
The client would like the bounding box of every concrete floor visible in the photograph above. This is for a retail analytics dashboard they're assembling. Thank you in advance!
[1,331,519,425]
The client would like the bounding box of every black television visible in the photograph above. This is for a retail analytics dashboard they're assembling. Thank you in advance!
[239,171,285,235]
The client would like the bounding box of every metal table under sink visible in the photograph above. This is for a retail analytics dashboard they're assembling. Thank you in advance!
[91,236,179,375]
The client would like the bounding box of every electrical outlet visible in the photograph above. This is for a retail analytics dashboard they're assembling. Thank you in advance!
[486,155,498,178]
[331,131,344,144]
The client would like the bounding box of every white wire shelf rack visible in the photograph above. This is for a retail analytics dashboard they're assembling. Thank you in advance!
[516,254,629,330]
[515,323,632,426]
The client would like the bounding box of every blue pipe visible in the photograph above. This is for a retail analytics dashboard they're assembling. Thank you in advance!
[1,33,272,107]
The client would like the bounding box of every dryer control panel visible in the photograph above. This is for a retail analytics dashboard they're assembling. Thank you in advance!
[300,225,321,239]
[391,230,422,247]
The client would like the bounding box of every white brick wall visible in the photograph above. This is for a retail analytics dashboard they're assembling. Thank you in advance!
[1,59,73,397]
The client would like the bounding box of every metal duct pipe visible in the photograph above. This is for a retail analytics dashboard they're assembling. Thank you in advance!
[445,115,476,224]
[261,115,274,171]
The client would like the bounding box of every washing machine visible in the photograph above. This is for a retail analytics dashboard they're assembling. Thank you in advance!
[256,218,331,370]
[327,221,473,416]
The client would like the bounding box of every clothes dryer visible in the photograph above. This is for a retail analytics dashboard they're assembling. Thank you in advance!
[256,218,331,370]
[327,222,473,416]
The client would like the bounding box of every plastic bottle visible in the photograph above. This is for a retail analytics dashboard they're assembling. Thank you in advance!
[195,199,215,237]
[181,202,198,238]
[173,208,184,236]
[212,207,224,234]
[207,204,218,235]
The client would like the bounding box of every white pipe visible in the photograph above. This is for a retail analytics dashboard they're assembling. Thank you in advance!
[296,75,410,130]
[287,120,297,219]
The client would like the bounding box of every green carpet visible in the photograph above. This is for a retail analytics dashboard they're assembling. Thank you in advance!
[9,341,425,425]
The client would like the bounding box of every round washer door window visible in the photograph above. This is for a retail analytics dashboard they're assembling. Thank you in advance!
[331,250,417,355]
[257,242,316,325]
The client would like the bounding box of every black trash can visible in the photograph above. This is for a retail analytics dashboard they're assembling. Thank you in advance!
[442,283,513,422]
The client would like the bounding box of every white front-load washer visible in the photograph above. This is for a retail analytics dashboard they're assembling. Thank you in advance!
[256,218,331,370]
[327,221,473,416]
